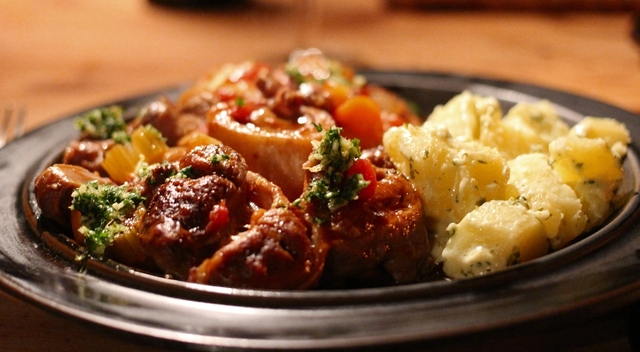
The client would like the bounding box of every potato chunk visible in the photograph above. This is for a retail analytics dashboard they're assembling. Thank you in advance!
[425,93,570,161]
[442,200,548,278]
[383,124,510,262]
[479,100,570,160]
[549,136,624,231]
[570,117,631,159]
[507,153,587,249]
[424,90,502,142]
[385,92,630,278]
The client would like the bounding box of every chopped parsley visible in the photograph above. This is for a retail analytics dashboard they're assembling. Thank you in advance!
[70,181,145,257]
[74,105,129,142]
[174,165,196,179]
[210,153,230,165]
[306,125,361,174]
[507,247,521,266]
[295,125,369,212]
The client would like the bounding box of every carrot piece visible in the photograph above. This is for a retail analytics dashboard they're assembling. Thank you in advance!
[334,95,383,148]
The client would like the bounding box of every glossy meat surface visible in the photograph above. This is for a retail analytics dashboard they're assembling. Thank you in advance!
[62,139,114,176]
[305,165,431,287]
[189,208,324,290]
[139,175,244,278]
[32,54,435,290]
[34,164,114,227]
[137,144,252,278]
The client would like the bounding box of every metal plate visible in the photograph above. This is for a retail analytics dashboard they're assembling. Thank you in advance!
[1,71,639,351]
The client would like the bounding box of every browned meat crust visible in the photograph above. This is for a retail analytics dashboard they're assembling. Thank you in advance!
[188,207,325,290]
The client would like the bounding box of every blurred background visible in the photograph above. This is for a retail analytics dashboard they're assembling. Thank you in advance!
[1,0,639,133]
[1,1,640,351]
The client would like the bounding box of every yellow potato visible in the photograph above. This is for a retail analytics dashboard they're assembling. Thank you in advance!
[383,124,510,262]
[424,90,502,142]
[549,136,624,230]
[570,117,631,159]
[385,91,630,278]
[442,200,548,278]
[480,100,570,160]
[507,153,587,249]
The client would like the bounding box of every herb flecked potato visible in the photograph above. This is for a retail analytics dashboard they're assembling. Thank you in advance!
[383,91,631,278]
[382,123,510,263]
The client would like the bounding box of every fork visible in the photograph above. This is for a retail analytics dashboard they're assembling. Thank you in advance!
[1,101,26,148]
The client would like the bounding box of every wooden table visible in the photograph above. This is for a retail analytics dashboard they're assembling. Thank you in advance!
[1,1,639,351]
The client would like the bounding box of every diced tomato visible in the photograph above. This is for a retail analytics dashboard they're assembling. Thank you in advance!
[230,102,260,124]
[215,83,239,102]
[334,95,384,149]
[239,62,268,81]
[206,202,230,234]
[346,158,377,202]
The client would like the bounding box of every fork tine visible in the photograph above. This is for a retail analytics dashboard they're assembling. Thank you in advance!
[0,101,26,148]
[0,104,12,147]
[13,105,25,140]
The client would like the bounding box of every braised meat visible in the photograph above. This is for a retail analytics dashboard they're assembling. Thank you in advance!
[138,175,243,278]
[32,52,435,290]
[185,50,420,200]
[135,98,207,147]
[62,139,114,175]
[34,164,115,227]
[361,145,396,169]
[189,207,325,290]
[208,109,329,200]
[136,144,252,278]
[307,167,430,287]
[177,143,247,185]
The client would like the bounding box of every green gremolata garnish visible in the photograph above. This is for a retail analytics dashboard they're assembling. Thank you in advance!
[70,181,144,257]
[306,125,361,174]
[295,125,369,212]
[74,105,130,143]
[174,165,196,179]
[210,153,231,165]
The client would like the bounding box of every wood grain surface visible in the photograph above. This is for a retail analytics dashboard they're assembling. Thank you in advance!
[1,1,639,351]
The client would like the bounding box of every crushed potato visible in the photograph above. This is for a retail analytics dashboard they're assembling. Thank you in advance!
[442,200,548,278]
[424,90,502,141]
[549,136,625,231]
[569,117,631,159]
[382,124,510,263]
[383,91,631,279]
[507,153,587,249]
